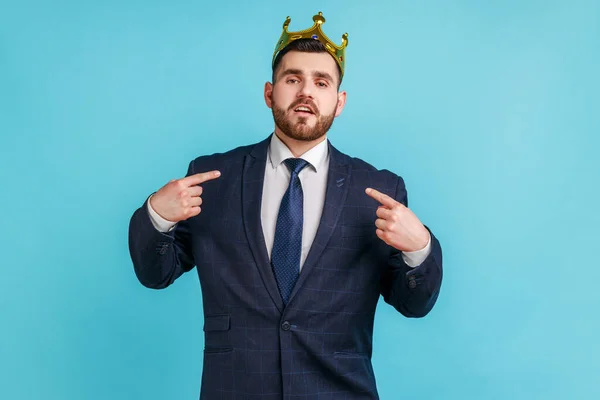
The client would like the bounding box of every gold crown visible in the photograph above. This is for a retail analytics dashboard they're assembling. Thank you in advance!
[272,12,349,78]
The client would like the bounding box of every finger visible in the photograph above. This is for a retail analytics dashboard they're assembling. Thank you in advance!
[375,218,389,231]
[187,196,203,207]
[376,228,391,243]
[181,170,221,187]
[188,206,201,217]
[365,188,398,209]
[187,185,203,197]
[376,206,395,220]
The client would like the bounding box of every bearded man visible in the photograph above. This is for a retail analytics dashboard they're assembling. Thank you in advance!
[128,12,443,400]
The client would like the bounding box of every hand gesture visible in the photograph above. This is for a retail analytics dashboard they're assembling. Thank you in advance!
[365,188,430,252]
[150,170,221,223]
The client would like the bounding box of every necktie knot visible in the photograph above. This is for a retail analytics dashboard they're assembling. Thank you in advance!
[284,158,310,176]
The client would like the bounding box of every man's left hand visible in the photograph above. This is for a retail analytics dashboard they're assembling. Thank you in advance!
[365,188,430,252]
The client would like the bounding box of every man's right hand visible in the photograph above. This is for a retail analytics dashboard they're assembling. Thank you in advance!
[149,170,221,223]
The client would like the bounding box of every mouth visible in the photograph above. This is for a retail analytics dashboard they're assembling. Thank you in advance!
[292,104,315,116]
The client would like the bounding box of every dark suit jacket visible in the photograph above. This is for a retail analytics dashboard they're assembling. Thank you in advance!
[128,135,443,399]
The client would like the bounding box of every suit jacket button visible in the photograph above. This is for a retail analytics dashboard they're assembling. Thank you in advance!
[158,243,169,255]
[281,321,291,331]
[408,275,417,288]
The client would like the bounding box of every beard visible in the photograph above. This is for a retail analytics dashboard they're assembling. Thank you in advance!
[271,98,336,142]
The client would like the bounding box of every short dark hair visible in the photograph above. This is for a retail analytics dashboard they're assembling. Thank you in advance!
[272,38,342,88]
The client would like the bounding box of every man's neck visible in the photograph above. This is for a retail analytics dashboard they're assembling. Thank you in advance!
[274,129,327,158]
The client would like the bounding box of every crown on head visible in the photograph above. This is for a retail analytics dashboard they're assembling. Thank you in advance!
[272,12,349,78]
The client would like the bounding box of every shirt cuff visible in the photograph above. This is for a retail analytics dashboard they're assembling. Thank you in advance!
[401,234,432,268]
[147,194,177,233]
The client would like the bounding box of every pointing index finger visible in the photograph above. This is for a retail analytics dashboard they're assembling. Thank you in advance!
[181,170,221,186]
[365,188,398,209]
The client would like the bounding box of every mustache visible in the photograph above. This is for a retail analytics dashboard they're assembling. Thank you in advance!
[288,99,319,115]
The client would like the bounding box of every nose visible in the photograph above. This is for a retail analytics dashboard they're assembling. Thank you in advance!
[297,80,314,98]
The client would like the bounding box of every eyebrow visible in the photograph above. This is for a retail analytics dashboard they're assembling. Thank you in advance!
[279,68,335,83]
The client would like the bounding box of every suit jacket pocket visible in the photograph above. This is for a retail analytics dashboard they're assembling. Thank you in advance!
[203,314,230,332]
[203,314,233,353]
[332,351,375,391]
[204,347,233,354]
[333,351,369,359]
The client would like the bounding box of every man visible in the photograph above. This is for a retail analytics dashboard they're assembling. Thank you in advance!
[128,11,442,399]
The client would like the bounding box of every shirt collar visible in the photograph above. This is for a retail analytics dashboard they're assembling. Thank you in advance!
[268,133,329,172]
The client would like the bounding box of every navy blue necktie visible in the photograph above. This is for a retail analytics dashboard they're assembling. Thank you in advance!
[271,158,310,304]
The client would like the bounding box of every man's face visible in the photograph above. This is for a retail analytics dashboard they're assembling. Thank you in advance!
[265,51,346,142]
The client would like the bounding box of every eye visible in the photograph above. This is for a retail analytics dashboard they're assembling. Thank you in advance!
[317,81,329,88]
[286,78,299,84]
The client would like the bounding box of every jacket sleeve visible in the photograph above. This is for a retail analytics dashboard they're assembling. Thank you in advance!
[127,160,196,289]
[379,177,443,317]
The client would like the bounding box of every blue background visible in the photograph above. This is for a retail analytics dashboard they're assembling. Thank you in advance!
[1,0,599,399]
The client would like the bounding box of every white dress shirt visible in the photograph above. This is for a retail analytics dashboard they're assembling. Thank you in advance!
[147,133,431,269]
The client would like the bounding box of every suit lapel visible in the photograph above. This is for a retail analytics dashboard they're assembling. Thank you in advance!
[287,142,351,305]
[242,136,284,312]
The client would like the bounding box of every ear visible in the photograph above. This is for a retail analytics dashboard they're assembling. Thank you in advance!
[264,81,273,108]
[334,90,347,117]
